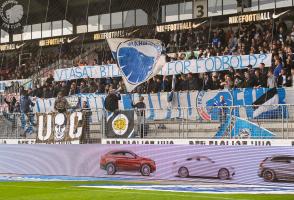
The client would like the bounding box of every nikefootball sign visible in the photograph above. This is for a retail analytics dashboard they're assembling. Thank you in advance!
[229,10,289,24]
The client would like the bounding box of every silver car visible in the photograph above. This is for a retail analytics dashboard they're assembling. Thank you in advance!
[172,156,235,180]
[258,155,294,182]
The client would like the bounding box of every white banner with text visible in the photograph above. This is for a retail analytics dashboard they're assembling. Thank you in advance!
[54,54,272,81]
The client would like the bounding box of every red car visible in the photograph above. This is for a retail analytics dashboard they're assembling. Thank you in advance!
[100,150,156,176]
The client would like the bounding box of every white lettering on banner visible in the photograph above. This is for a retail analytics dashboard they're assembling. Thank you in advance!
[68,112,83,139]
[54,65,121,81]
[37,115,51,141]
[102,139,294,146]
[37,112,83,143]
[54,54,272,81]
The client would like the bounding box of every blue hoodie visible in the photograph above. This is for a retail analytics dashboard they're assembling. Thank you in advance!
[274,63,283,78]
[20,95,34,113]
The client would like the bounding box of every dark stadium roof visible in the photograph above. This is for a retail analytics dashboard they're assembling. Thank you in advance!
[18,0,167,25]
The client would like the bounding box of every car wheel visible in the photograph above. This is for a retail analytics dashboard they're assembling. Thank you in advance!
[178,167,189,178]
[141,164,151,176]
[263,169,276,182]
[106,163,116,175]
[218,168,230,180]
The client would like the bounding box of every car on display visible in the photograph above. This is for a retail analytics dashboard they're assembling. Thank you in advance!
[172,156,235,180]
[258,155,294,182]
[100,150,156,176]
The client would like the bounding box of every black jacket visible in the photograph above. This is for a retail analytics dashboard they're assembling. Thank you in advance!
[4,97,16,113]
[104,93,121,112]
[132,101,146,117]
[277,75,291,87]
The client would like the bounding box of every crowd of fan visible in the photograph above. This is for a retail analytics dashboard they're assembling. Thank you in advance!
[17,58,292,100]
[0,42,91,81]
[2,19,294,99]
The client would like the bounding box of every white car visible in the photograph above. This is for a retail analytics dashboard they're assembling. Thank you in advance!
[172,156,235,180]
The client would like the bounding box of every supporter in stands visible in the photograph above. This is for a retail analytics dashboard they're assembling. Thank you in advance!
[60,81,69,95]
[211,32,221,49]
[104,89,121,112]
[188,51,197,60]
[273,58,283,78]
[278,68,290,87]
[33,84,43,98]
[4,97,16,113]
[132,96,146,138]
[88,80,98,93]
[54,92,69,113]
[116,80,127,94]
[14,102,20,113]
[45,74,54,86]
[79,81,89,93]
[214,95,228,124]
[161,75,171,92]
[68,82,79,95]
[211,74,221,90]
[20,90,35,114]
[254,70,266,88]
[186,73,197,90]
[267,70,277,88]
[80,101,92,144]
[203,73,212,90]
[132,96,146,116]
[220,75,234,89]
[43,85,54,98]
[179,74,189,91]
[244,71,256,88]
[258,63,268,84]
[20,90,35,135]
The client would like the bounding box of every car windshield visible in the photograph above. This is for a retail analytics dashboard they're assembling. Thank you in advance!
[272,157,292,162]
[111,152,124,156]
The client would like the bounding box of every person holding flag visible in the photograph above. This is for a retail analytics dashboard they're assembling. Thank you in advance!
[104,89,121,113]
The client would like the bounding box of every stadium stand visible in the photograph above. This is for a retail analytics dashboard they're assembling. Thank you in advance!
[2,23,294,98]
[0,0,294,144]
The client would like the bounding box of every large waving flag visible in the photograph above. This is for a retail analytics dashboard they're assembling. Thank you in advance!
[107,38,166,92]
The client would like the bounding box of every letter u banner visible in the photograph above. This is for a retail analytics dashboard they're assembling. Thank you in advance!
[36,112,84,143]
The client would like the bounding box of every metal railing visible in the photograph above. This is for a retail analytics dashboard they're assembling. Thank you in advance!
[0,104,294,143]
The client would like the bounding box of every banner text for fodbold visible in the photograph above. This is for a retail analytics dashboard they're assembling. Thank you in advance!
[54,54,272,81]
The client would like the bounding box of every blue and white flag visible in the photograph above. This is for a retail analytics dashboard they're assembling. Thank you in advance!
[215,115,275,139]
[252,88,281,119]
[107,38,166,92]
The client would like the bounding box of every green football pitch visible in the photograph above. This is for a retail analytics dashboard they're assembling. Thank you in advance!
[0,181,293,200]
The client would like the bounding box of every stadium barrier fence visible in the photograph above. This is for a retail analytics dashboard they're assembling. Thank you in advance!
[0,104,294,143]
